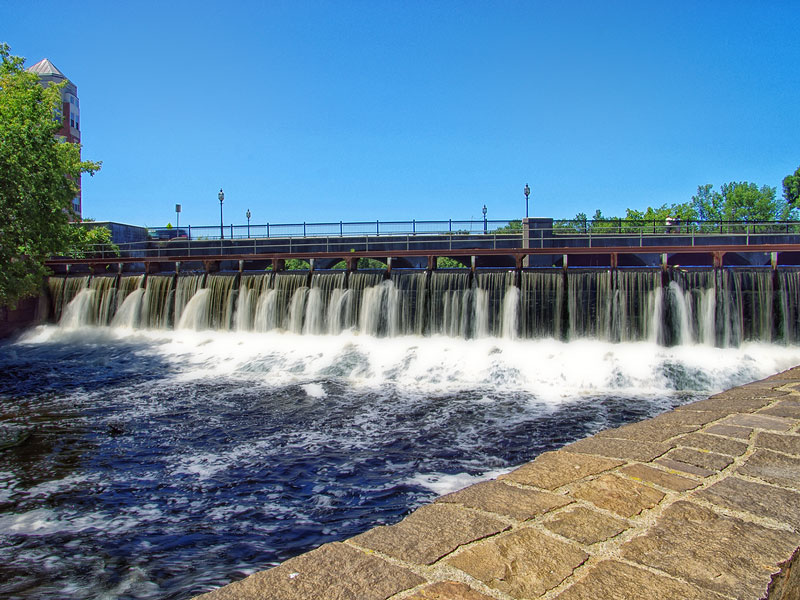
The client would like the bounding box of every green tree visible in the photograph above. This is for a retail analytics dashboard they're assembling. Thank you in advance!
[691,182,795,226]
[68,225,120,258]
[436,256,468,268]
[285,259,311,270]
[492,220,523,234]
[0,44,101,307]
[784,166,800,206]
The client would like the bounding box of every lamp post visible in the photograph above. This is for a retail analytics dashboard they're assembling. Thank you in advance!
[524,183,530,218]
[218,188,224,239]
[482,204,488,234]
[246,209,251,238]
[175,204,181,232]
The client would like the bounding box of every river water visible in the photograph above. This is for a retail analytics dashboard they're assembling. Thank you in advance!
[2,323,799,599]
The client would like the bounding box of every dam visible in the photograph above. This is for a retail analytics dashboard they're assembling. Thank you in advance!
[2,264,800,598]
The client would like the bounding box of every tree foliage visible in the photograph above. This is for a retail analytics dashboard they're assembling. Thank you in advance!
[562,178,797,234]
[0,44,101,307]
[68,225,120,258]
[436,256,468,268]
[690,182,793,223]
[784,165,800,206]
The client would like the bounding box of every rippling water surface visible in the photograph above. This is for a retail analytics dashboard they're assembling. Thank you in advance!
[1,326,799,599]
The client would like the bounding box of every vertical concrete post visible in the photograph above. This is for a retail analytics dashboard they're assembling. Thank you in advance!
[427,256,437,271]
[772,251,779,270]
[471,256,476,273]
[522,217,531,268]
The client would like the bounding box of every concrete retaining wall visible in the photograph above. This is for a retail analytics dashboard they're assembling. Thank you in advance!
[194,367,800,600]
[0,295,45,339]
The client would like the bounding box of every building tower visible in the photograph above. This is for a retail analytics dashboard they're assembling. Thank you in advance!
[26,58,82,218]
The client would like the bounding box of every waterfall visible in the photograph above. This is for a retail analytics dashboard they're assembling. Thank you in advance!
[60,289,95,328]
[175,275,205,325]
[111,289,145,328]
[140,275,175,329]
[288,287,309,334]
[44,267,800,348]
[501,286,520,339]
[90,276,118,326]
[177,289,211,330]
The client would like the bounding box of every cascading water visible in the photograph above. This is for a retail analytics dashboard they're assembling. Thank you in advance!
[42,268,800,345]
[5,267,800,600]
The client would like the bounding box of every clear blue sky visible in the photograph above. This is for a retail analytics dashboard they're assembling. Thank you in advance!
[4,0,799,228]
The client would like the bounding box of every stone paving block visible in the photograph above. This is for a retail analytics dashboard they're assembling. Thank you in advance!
[446,528,588,598]
[704,423,752,439]
[403,581,495,600]
[563,436,671,462]
[542,506,629,545]
[570,473,665,517]
[765,366,800,380]
[654,457,716,478]
[677,389,786,414]
[620,501,800,599]
[498,451,623,490]
[673,431,748,456]
[662,447,733,472]
[619,463,700,492]
[737,449,800,492]
[756,431,800,455]
[553,560,729,600]
[436,479,571,521]
[594,421,696,443]
[193,542,424,600]
[719,413,795,432]
[649,409,730,426]
[351,503,508,565]
[696,476,800,529]
[759,399,800,420]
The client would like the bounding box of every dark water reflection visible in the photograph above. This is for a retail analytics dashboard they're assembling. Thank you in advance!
[0,330,783,599]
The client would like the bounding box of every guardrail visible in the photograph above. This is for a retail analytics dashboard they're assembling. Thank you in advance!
[145,218,800,242]
[64,219,800,261]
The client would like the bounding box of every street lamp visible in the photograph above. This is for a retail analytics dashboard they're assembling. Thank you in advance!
[524,183,530,218]
[246,209,251,238]
[218,188,224,239]
[482,204,487,234]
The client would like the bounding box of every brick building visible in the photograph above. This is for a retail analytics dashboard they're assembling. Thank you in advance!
[26,58,83,218]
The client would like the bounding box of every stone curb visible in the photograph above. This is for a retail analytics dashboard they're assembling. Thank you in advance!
[194,369,800,600]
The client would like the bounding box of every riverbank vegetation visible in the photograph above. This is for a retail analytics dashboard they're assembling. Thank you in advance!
[0,44,102,308]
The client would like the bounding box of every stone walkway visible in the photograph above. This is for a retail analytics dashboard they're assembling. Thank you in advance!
[195,368,800,600]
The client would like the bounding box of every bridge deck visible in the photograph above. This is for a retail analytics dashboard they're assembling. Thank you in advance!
[46,243,800,272]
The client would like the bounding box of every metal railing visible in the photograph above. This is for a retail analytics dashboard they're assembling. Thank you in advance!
[61,218,800,261]
[147,219,520,241]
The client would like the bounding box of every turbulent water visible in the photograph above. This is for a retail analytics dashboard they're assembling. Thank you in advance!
[2,269,800,599]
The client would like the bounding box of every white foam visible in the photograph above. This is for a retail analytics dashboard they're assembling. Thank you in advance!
[301,383,327,398]
[405,468,511,496]
[14,327,800,401]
